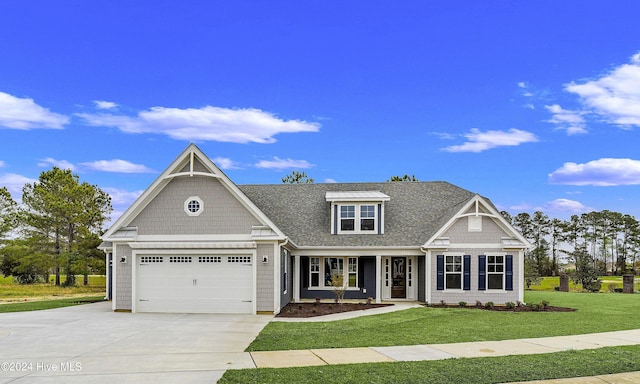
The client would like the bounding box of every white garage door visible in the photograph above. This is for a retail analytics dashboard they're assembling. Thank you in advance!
[136,254,253,314]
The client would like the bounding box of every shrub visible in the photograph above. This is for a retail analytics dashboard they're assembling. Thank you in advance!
[475,300,483,308]
[505,301,515,309]
[484,301,494,310]
[527,302,543,311]
[440,300,446,307]
[458,301,467,308]
[541,300,550,308]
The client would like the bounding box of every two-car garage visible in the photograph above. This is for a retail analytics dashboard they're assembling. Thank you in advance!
[134,253,254,314]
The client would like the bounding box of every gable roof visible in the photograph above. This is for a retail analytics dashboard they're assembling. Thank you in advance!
[103,143,286,241]
[238,181,476,247]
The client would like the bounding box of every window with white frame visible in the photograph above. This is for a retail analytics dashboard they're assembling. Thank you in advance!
[338,204,377,233]
[340,205,355,231]
[487,255,504,289]
[184,196,204,216]
[308,257,358,288]
[347,257,358,287]
[445,255,462,289]
[310,257,320,287]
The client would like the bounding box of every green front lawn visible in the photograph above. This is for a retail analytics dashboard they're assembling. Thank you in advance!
[248,291,640,351]
[0,296,105,313]
[220,345,640,384]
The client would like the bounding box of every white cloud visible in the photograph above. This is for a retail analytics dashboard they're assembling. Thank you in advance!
[254,157,315,170]
[0,91,69,130]
[324,178,337,183]
[94,100,118,110]
[0,160,5,168]
[102,187,143,207]
[212,157,240,170]
[79,159,155,173]
[0,173,37,201]
[545,104,588,135]
[518,82,527,88]
[442,128,538,153]
[78,105,320,144]
[38,157,76,170]
[549,158,640,186]
[565,52,640,128]
[543,198,592,214]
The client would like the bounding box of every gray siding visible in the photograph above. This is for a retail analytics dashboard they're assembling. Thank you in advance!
[256,243,275,312]
[130,175,260,236]
[429,248,521,305]
[446,216,509,244]
[114,244,132,310]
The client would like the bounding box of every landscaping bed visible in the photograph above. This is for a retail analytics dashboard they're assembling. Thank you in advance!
[277,302,393,317]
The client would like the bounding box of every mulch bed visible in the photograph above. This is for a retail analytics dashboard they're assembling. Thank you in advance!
[277,302,393,318]
[434,304,576,312]
[277,301,576,318]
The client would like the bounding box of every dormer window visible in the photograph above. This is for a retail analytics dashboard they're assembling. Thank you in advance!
[326,191,390,235]
[339,204,377,233]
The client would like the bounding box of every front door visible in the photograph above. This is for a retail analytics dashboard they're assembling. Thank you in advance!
[391,257,406,298]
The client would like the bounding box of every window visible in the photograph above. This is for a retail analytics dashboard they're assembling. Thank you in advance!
[184,196,204,216]
[282,249,288,293]
[445,256,462,289]
[487,255,504,289]
[340,205,355,231]
[324,257,344,286]
[337,204,377,233]
[308,256,358,289]
[310,257,320,287]
[348,257,358,287]
[360,205,375,230]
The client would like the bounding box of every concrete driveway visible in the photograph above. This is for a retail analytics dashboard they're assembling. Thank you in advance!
[0,301,272,383]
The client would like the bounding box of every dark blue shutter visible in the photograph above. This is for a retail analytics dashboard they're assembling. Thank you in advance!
[505,255,513,291]
[478,255,486,290]
[463,255,471,290]
[436,255,444,290]
[377,204,382,234]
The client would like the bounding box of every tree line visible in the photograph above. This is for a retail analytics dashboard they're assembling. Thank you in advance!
[0,168,112,285]
[502,210,640,290]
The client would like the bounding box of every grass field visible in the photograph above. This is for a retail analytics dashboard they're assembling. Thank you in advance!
[529,275,640,292]
[0,275,106,302]
[248,291,640,352]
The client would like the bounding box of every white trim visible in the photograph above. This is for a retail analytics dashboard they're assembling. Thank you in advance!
[184,196,204,217]
[273,242,280,314]
[134,234,255,242]
[375,255,381,303]
[127,241,257,249]
[294,255,301,303]
[325,191,390,202]
[111,246,117,311]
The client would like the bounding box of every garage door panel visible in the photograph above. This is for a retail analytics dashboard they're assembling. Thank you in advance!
[136,254,253,314]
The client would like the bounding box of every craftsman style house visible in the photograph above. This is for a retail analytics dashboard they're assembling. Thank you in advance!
[101,144,530,314]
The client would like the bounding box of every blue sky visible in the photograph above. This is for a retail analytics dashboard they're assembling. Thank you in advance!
[1,1,640,224]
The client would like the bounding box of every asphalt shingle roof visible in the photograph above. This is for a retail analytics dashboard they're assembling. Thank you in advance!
[238,181,476,247]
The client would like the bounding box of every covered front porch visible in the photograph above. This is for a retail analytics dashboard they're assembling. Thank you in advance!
[291,253,423,303]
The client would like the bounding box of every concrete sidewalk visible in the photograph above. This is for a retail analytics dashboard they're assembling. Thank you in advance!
[249,329,640,368]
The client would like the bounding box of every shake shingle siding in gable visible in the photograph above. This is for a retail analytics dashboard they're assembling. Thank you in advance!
[238,182,475,247]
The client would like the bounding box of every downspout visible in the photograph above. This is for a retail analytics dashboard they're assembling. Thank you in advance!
[420,246,430,305]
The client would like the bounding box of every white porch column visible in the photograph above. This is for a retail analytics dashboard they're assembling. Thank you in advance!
[425,250,431,304]
[294,255,301,303]
[375,255,382,303]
